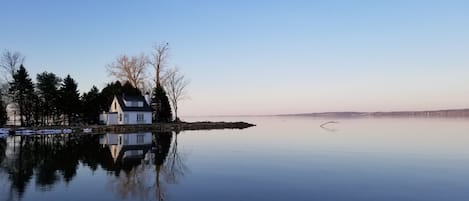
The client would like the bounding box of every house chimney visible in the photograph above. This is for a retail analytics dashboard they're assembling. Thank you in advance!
[144,92,151,106]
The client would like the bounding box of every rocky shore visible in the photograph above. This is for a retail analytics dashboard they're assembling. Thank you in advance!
[2,121,256,135]
[88,121,255,133]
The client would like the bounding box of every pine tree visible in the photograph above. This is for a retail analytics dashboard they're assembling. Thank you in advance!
[36,72,61,125]
[60,75,80,125]
[99,81,123,112]
[152,85,172,123]
[99,81,143,112]
[9,65,35,126]
[81,86,101,124]
[122,81,142,96]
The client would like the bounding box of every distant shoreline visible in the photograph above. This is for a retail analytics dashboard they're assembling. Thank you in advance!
[278,108,469,118]
[184,108,469,118]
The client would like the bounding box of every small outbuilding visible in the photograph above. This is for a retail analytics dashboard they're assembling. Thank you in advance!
[6,103,21,126]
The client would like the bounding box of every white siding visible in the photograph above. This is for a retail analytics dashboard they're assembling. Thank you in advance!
[106,96,152,125]
[107,113,118,125]
[121,111,152,124]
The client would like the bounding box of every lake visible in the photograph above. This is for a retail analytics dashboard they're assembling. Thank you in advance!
[1,117,469,201]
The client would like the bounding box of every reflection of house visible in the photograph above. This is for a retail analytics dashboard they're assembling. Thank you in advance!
[100,133,153,163]
[4,136,22,162]
[100,94,153,125]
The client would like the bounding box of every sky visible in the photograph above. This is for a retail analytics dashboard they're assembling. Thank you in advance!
[1,0,469,116]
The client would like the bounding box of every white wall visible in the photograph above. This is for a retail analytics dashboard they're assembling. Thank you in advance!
[107,113,118,125]
[107,97,152,125]
[120,111,152,124]
[109,98,122,113]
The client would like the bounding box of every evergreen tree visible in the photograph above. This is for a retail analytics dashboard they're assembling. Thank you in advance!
[31,92,41,126]
[81,86,101,124]
[152,85,172,123]
[0,93,6,126]
[122,81,142,96]
[36,72,61,125]
[9,65,35,126]
[59,75,80,125]
[99,81,142,112]
[99,81,123,112]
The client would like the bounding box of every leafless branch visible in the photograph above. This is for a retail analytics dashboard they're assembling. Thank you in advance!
[107,53,149,90]
[150,42,170,87]
[164,67,189,121]
[1,49,25,82]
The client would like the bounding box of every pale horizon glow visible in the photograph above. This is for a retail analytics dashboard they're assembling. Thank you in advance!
[1,1,468,116]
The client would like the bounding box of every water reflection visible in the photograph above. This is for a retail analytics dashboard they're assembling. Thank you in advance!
[0,132,186,201]
[103,132,187,201]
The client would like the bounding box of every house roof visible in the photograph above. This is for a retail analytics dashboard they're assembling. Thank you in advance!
[114,144,153,163]
[116,95,153,112]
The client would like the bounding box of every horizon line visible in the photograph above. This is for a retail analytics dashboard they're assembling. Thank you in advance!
[182,107,469,118]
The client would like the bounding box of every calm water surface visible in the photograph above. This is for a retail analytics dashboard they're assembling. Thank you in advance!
[1,117,469,201]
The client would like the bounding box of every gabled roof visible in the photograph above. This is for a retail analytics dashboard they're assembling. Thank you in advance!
[116,95,153,112]
[114,144,153,162]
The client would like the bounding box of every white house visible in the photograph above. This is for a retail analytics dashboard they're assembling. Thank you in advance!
[101,94,153,125]
[99,132,153,163]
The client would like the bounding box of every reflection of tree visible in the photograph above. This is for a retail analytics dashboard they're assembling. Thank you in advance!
[109,163,154,201]
[0,134,107,199]
[107,131,188,201]
[154,132,172,201]
[2,136,34,201]
[154,131,188,201]
[0,132,188,201]
[164,132,187,184]
[0,138,5,166]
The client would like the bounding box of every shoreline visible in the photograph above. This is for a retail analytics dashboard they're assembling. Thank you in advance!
[277,108,469,118]
[1,121,256,135]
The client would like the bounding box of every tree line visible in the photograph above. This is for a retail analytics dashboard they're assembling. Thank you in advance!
[0,43,189,127]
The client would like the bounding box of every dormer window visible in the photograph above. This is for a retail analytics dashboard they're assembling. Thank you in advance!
[125,101,143,107]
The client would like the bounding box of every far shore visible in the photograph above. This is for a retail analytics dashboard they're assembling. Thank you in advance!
[1,121,256,135]
[278,108,469,118]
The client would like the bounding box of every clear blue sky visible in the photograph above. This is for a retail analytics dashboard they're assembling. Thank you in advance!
[1,0,469,115]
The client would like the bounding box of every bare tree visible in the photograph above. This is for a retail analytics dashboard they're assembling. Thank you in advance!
[1,49,25,82]
[164,67,189,121]
[150,42,169,87]
[107,53,149,90]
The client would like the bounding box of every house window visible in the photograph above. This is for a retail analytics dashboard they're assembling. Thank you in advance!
[137,113,144,122]
[118,136,122,145]
[137,135,144,144]
[114,102,116,110]
[124,114,129,123]
[119,113,122,122]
